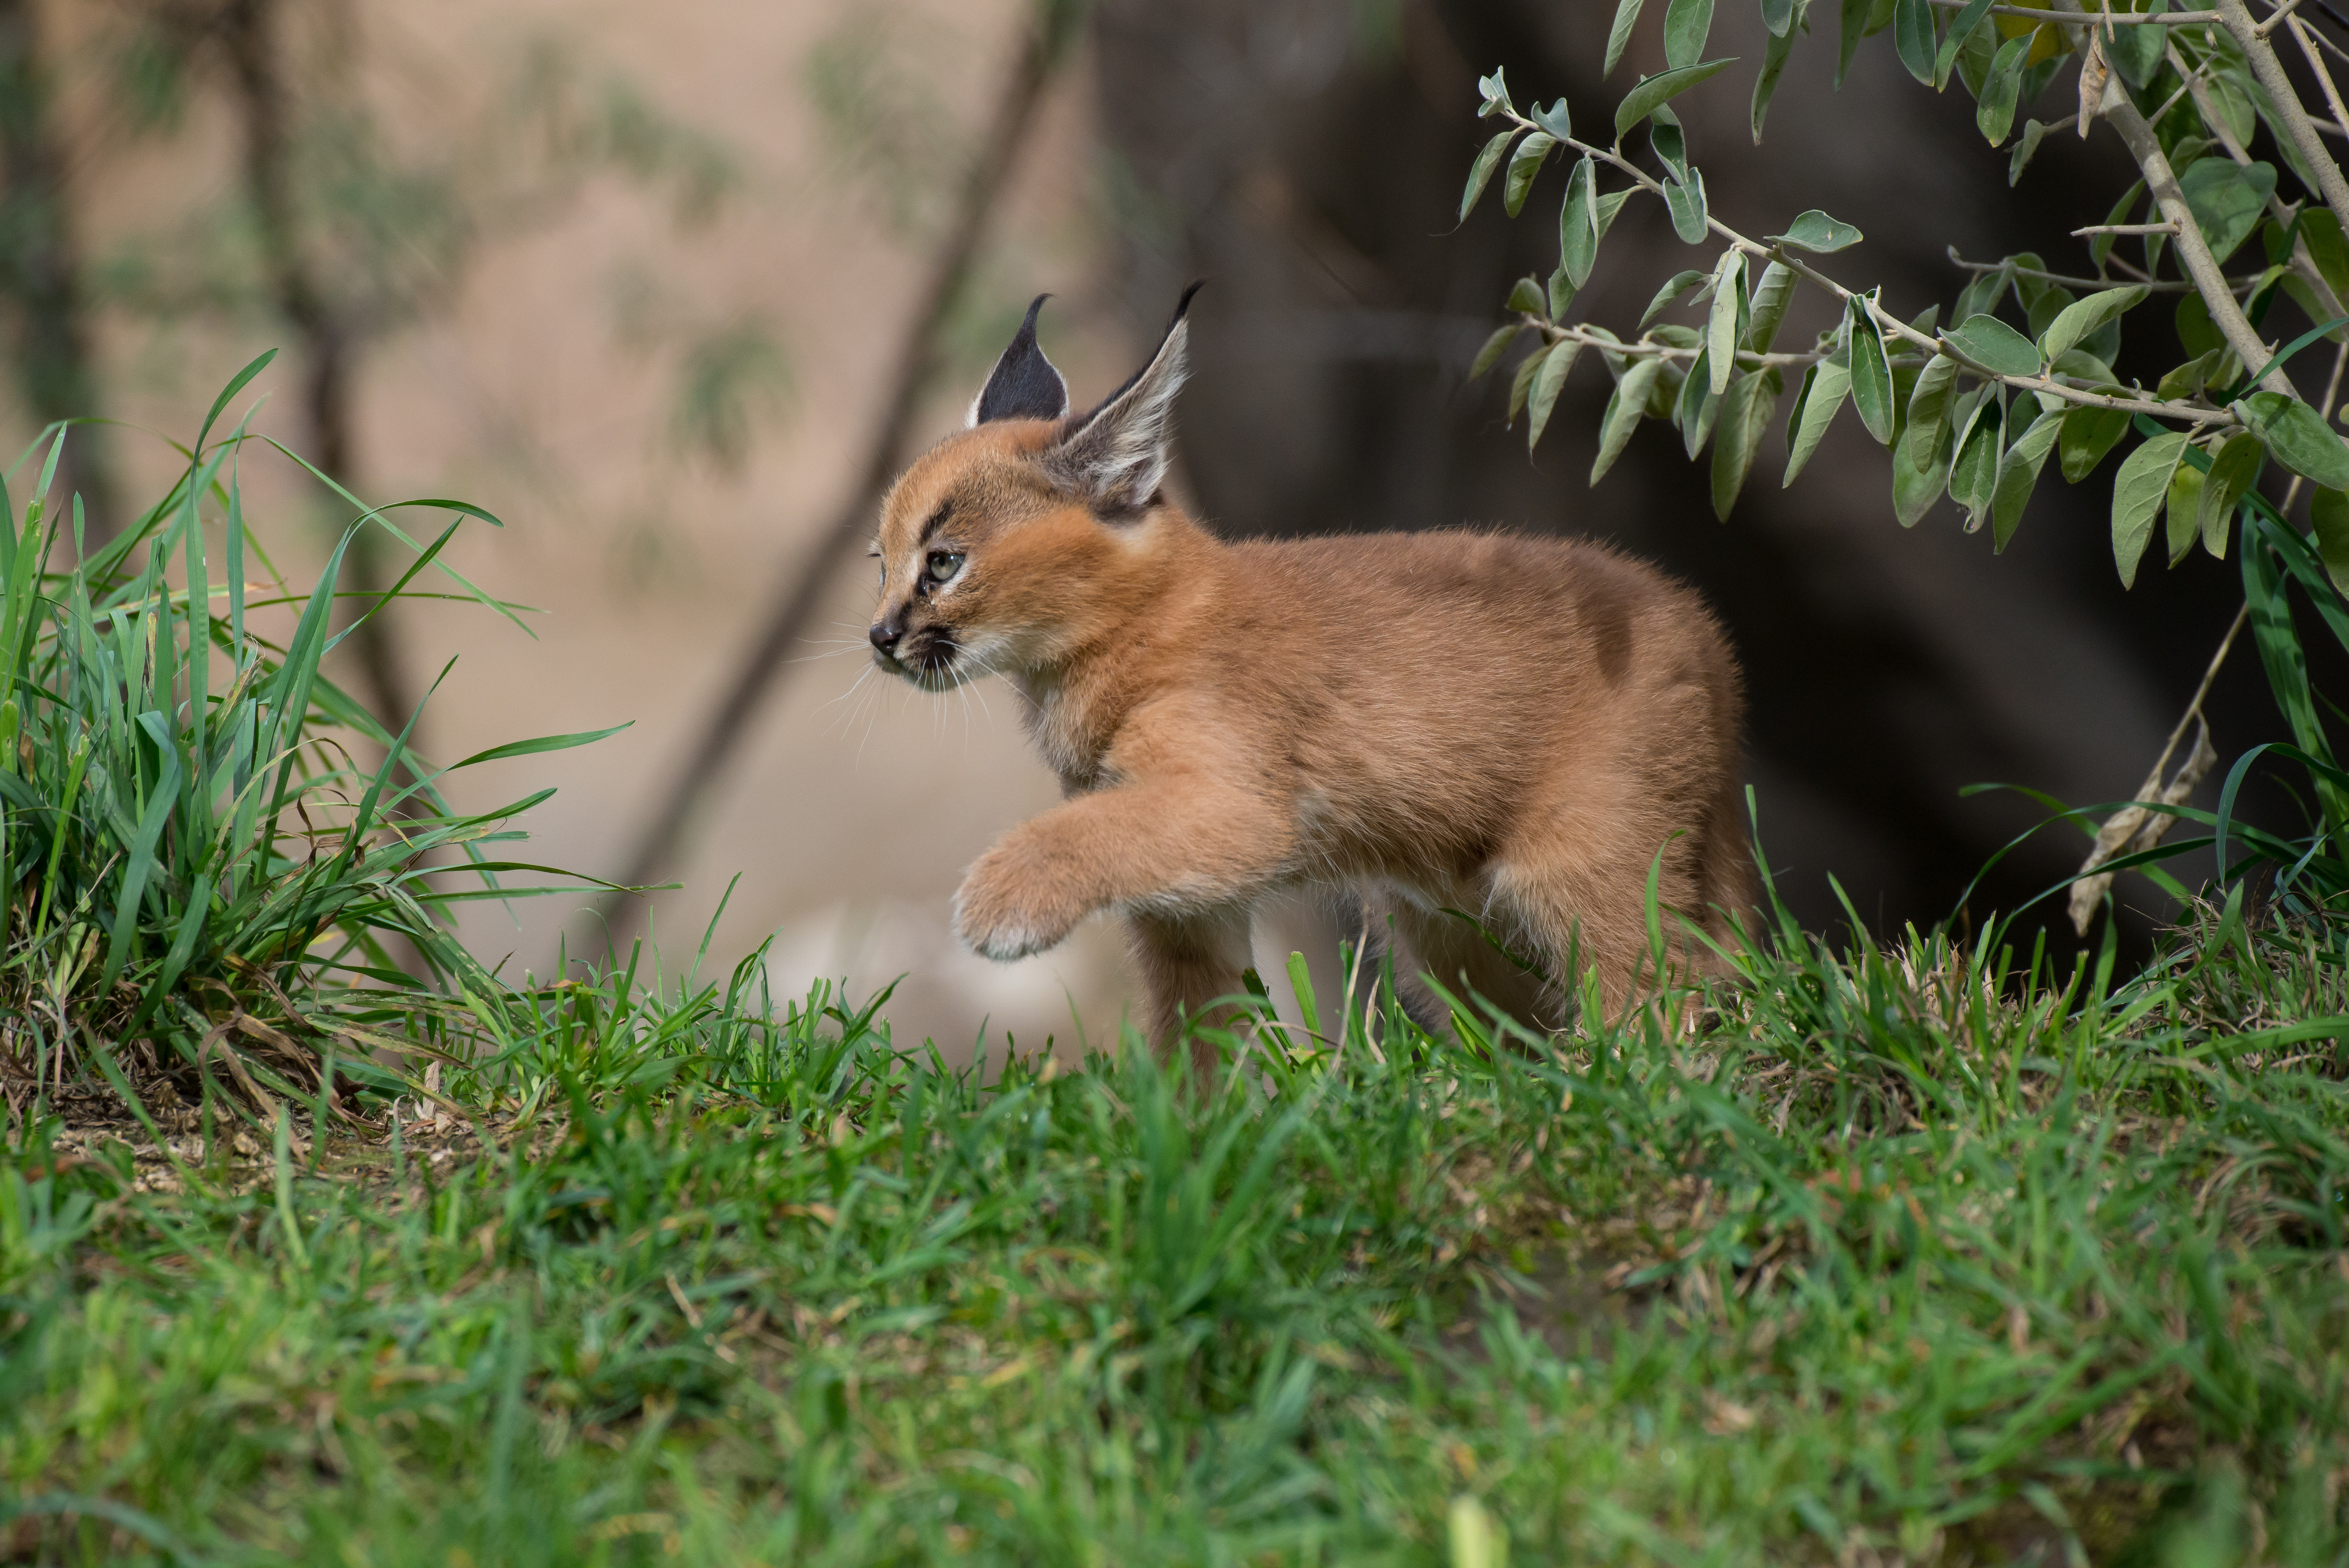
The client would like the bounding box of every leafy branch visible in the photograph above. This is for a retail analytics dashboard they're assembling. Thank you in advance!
[1458,0,2349,929]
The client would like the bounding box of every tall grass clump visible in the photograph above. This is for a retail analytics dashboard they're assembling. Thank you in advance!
[0,354,613,1125]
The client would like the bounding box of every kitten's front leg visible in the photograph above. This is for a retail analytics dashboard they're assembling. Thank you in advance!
[953,782,1290,962]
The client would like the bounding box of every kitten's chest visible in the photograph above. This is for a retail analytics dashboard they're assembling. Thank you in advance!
[1018,683,1114,795]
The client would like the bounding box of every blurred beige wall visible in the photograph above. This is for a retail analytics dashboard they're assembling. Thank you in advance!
[36,0,1166,1058]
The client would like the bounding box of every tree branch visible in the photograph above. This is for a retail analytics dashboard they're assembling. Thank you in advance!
[2216,0,2349,238]
[2101,91,2297,394]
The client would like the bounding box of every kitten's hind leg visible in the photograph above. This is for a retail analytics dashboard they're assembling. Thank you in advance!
[1382,898,1557,1041]
[1127,905,1255,1086]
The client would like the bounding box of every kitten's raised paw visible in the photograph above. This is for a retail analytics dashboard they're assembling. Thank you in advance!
[953,849,1079,961]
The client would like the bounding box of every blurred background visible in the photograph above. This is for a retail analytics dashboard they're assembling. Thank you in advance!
[6,0,2327,1053]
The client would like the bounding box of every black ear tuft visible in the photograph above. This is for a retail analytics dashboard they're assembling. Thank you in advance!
[969,295,1069,426]
[1042,281,1203,514]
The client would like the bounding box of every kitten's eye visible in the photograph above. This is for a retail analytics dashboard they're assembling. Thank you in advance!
[925,551,964,583]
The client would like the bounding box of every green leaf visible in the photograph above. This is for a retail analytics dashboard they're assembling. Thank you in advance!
[1943,312,2042,377]
[2007,118,2050,184]
[1948,392,2006,526]
[1593,358,1666,484]
[1664,169,1709,243]
[2175,293,2222,361]
[1763,0,1799,36]
[1529,340,1584,450]
[1596,188,1634,241]
[2179,159,2278,265]
[1640,269,1711,330]
[2089,181,2143,271]
[1615,58,1737,138]
[1894,419,1954,526]
[1901,353,1961,473]
[2111,430,2190,588]
[2234,389,2349,489]
[1847,299,1897,444]
[1711,366,1783,519]
[1753,20,1799,142]
[1894,0,1935,83]
[1470,325,1525,378]
[1977,35,2029,146]
[1664,0,1716,68]
[1785,356,1851,484]
[1769,210,1863,253]
[1460,130,1520,221]
[2037,285,2146,367]
[2107,2,2167,87]
[100,752,184,990]
[2194,429,2263,559]
[1532,98,1573,140]
[2311,486,2349,595]
[1650,108,1692,184]
[2059,401,2132,483]
[1934,0,1995,90]
[1678,348,1723,457]
[1477,68,1516,118]
[2158,347,2226,402]
[1506,276,1549,316]
[1549,267,1576,320]
[198,348,280,455]
[1837,0,1870,86]
[2165,461,2205,563]
[2301,209,2349,308]
[1560,157,1600,286]
[449,724,634,770]
[1745,260,1797,353]
[1503,132,1559,217]
[2051,347,2118,384]
[1604,0,1648,78]
[1707,251,1747,396]
[1992,407,2062,550]
[1508,346,1546,424]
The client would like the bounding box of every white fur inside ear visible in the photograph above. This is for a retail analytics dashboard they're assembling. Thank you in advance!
[1050,319,1189,509]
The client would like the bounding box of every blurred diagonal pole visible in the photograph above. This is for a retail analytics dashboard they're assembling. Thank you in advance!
[0,0,119,548]
[217,0,417,736]
[599,2,1082,943]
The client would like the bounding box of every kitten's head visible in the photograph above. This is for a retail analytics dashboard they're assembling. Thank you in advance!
[866,286,1198,690]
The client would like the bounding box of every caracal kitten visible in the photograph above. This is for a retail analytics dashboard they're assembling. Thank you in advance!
[865,288,1754,1072]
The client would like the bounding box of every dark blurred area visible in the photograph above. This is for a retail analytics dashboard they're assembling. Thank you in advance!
[1089,0,2344,957]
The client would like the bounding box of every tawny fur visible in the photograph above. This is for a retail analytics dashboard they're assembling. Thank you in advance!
[865,308,1754,1073]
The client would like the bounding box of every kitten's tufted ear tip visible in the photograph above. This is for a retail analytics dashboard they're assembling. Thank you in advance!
[969,294,1070,427]
[1044,283,1203,515]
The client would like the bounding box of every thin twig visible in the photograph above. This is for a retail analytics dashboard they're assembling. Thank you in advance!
[1925,0,2219,20]
[2289,13,2349,149]
[1945,247,2211,292]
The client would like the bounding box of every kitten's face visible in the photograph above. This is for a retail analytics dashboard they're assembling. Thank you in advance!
[866,288,1193,691]
[867,421,1093,691]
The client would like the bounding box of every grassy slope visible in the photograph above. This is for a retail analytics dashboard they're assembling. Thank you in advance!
[3,908,2348,1566]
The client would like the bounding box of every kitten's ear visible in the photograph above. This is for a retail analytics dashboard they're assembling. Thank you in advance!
[1044,281,1202,514]
[968,295,1069,426]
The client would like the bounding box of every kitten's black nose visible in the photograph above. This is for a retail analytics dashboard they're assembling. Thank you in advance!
[869,620,902,655]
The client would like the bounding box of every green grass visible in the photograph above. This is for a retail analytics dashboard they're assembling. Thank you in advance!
[5,376,2349,1565]
[4,901,2347,1565]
